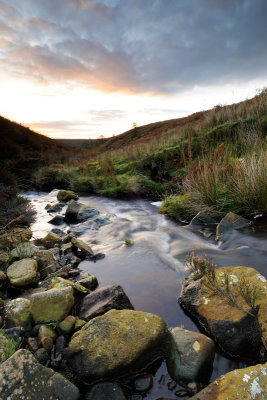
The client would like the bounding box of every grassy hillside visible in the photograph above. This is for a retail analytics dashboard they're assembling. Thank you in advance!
[0,115,78,226]
[56,138,107,150]
[31,88,267,216]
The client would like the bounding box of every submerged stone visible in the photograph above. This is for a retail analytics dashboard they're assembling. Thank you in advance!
[167,327,215,384]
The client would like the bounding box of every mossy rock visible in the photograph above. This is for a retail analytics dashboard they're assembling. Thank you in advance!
[59,316,76,336]
[30,287,74,323]
[0,228,32,250]
[4,298,32,330]
[7,259,38,287]
[66,309,170,380]
[190,362,267,400]
[0,251,9,266]
[50,277,88,295]
[57,190,78,202]
[41,232,62,245]
[179,266,267,358]
[10,242,38,259]
[0,349,80,399]
[159,194,193,223]
[0,335,9,363]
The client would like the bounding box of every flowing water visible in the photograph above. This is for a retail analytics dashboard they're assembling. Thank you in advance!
[25,190,267,399]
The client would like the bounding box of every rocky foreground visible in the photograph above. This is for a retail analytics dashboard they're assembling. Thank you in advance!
[0,190,266,399]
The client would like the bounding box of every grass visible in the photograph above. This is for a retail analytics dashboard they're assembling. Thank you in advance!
[0,331,18,359]
[186,252,263,318]
[123,238,134,246]
[27,87,267,215]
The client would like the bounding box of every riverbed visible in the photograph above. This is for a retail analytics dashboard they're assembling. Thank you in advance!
[25,190,267,399]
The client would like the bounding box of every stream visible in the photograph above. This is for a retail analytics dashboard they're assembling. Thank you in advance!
[24,190,267,399]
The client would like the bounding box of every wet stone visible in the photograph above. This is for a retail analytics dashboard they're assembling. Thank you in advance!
[85,382,127,400]
[134,374,153,392]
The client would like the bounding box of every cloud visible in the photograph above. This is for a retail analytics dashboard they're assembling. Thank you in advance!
[1,0,267,94]
[29,120,99,132]
[87,109,127,121]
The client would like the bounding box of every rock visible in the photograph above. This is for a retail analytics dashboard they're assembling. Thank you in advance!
[59,316,76,336]
[71,237,94,257]
[45,202,63,213]
[57,190,78,202]
[0,335,9,363]
[30,287,74,323]
[40,336,54,351]
[56,335,66,354]
[134,374,153,392]
[190,212,218,226]
[0,349,80,399]
[38,325,57,341]
[0,271,7,288]
[61,232,77,245]
[2,327,24,343]
[0,227,32,249]
[66,309,170,380]
[65,200,83,223]
[167,327,215,384]
[78,273,98,291]
[4,298,32,330]
[216,212,251,242]
[10,242,38,259]
[50,277,88,295]
[43,266,70,281]
[42,233,62,248]
[74,318,86,331]
[190,362,267,400]
[35,249,54,270]
[85,382,127,400]
[79,284,134,321]
[61,242,74,255]
[7,258,38,287]
[51,228,65,237]
[27,337,39,352]
[77,207,99,223]
[34,348,50,365]
[39,262,58,279]
[0,250,9,266]
[179,266,267,358]
[48,215,64,226]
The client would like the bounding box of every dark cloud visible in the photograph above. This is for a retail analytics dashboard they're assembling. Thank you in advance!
[1,0,267,93]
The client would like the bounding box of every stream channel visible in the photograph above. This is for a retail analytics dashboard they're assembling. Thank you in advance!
[24,190,267,399]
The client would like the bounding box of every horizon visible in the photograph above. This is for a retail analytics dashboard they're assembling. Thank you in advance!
[1,0,267,139]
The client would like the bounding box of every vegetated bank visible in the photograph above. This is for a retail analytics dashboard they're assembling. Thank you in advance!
[33,88,267,220]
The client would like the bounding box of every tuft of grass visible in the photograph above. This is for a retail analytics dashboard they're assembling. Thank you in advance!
[186,252,263,317]
[0,331,18,359]
[123,238,134,246]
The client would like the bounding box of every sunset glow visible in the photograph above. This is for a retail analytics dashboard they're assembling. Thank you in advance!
[1,0,267,139]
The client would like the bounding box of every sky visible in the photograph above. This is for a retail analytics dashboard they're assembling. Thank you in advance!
[0,0,267,139]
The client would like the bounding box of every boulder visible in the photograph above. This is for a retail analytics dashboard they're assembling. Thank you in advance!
[167,327,215,384]
[4,298,32,330]
[51,228,65,237]
[7,258,38,287]
[30,287,74,323]
[216,212,251,242]
[57,190,78,202]
[85,382,127,400]
[64,200,83,223]
[10,242,38,259]
[190,362,267,400]
[34,249,54,270]
[0,349,80,399]
[79,284,134,321]
[179,266,267,358]
[66,309,170,380]
[41,232,62,246]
